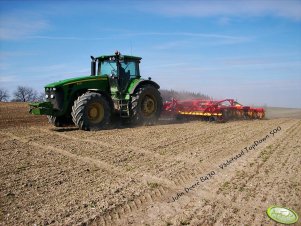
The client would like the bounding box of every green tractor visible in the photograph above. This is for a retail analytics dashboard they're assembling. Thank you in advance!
[29,51,163,130]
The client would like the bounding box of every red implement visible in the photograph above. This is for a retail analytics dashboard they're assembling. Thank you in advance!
[162,98,265,122]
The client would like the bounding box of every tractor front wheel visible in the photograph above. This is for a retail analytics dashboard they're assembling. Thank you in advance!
[71,92,111,131]
[47,115,73,127]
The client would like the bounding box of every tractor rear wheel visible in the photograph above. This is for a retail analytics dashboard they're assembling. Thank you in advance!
[71,92,111,131]
[130,85,163,125]
[47,115,73,127]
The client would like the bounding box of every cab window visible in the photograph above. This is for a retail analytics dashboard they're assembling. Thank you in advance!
[99,61,117,76]
[121,61,138,78]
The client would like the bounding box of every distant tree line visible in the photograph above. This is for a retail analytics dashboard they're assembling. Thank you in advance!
[160,89,211,102]
[0,86,44,102]
[0,86,210,102]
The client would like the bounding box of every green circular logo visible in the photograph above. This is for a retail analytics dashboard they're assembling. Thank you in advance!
[267,206,299,224]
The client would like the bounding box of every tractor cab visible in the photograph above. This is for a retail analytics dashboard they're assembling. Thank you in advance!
[91,51,141,93]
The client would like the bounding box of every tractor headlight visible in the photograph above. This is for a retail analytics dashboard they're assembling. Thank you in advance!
[50,94,55,99]
[53,87,56,91]
[45,94,49,99]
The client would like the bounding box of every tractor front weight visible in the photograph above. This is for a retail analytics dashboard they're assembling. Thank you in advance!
[29,101,54,115]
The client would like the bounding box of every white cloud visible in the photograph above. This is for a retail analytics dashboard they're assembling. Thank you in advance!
[0,14,48,40]
[137,0,301,21]
[126,31,248,40]
[153,40,189,50]
[0,51,37,59]
[25,36,110,41]
[0,75,16,83]
[218,17,231,25]
[125,31,253,47]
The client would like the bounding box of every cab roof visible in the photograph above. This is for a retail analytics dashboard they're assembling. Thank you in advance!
[96,55,142,61]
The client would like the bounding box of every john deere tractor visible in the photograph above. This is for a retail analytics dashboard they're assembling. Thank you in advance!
[29,51,163,130]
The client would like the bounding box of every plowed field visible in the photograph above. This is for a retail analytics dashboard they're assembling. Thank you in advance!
[0,103,300,225]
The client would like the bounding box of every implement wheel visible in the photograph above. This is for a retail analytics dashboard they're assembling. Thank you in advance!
[130,85,163,125]
[219,109,230,122]
[71,92,111,131]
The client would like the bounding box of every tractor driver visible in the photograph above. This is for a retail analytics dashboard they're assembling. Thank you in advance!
[117,63,130,92]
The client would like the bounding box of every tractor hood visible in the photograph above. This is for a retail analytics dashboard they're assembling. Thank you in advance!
[45,75,102,88]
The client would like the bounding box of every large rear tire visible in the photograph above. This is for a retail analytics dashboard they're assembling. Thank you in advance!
[130,85,163,125]
[71,92,111,131]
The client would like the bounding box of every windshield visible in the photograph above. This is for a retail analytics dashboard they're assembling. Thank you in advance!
[121,61,137,78]
[99,60,138,77]
[99,61,117,76]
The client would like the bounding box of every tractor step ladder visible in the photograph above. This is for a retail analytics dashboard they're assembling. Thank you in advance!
[118,99,130,118]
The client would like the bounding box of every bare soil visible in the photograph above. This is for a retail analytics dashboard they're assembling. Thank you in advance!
[0,102,300,226]
[265,107,301,119]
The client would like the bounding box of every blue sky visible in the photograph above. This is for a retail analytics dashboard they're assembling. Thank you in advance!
[0,0,301,107]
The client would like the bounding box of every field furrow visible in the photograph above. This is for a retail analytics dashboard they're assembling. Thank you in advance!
[1,102,300,225]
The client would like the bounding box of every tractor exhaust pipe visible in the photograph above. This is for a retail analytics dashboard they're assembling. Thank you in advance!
[91,56,96,76]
